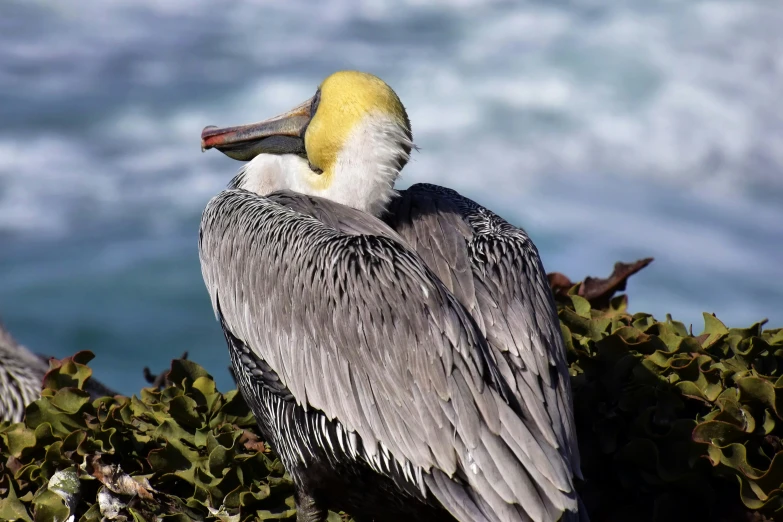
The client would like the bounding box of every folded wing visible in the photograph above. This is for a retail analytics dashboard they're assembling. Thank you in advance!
[199,188,577,522]
[384,183,582,484]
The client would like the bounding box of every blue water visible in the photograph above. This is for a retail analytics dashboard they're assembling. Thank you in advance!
[1,0,782,395]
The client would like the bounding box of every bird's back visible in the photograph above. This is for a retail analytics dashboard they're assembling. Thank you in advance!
[384,183,583,489]
[200,187,583,522]
[0,321,49,423]
[0,320,119,423]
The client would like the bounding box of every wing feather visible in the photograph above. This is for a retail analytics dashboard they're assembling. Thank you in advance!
[200,188,577,522]
[384,184,583,487]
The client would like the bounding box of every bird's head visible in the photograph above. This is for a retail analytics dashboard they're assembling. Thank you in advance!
[202,70,413,216]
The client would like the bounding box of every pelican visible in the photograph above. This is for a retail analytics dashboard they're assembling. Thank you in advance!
[199,71,584,522]
[0,318,117,422]
[0,319,48,422]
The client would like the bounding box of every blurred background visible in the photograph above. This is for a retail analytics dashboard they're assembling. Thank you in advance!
[1,0,781,395]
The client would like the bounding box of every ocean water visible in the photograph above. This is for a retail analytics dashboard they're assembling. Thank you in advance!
[1,0,781,395]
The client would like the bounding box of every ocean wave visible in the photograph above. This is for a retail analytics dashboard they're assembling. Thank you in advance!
[1,0,781,331]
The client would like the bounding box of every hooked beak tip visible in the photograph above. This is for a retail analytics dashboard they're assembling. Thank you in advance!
[201,125,220,152]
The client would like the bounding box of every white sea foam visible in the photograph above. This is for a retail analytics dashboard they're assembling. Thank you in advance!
[1,0,781,330]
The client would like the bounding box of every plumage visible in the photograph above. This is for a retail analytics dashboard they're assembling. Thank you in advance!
[384,183,582,481]
[0,320,47,423]
[199,70,585,522]
[0,319,117,423]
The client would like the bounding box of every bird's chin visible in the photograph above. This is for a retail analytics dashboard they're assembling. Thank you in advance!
[212,135,306,162]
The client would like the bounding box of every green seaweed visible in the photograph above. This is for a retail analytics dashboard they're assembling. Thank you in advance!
[1,284,781,521]
[562,291,783,522]
[0,354,311,521]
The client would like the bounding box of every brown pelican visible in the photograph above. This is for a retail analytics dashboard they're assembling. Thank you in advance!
[0,319,118,423]
[199,71,584,522]
[0,319,49,422]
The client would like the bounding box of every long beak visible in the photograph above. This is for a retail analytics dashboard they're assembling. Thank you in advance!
[201,96,313,161]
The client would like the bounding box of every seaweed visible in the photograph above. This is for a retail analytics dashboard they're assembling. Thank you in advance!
[1,261,780,521]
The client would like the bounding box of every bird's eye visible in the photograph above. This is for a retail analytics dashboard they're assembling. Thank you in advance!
[300,90,321,141]
[310,89,321,116]
[308,161,323,175]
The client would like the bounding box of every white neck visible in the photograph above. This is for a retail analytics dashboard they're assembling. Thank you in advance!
[231,114,411,217]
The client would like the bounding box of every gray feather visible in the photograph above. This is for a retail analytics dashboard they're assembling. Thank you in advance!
[385,184,583,485]
[200,187,583,522]
[0,319,118,423]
